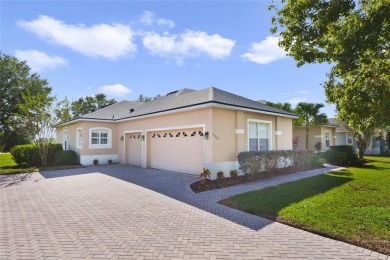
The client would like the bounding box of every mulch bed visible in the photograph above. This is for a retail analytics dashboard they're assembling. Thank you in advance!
[190,166,322,193]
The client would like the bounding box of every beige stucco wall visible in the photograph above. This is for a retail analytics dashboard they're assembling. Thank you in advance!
[116,107,213,165]
[60,106,294,169]
[211,108,293,163]
[293,126,336,151]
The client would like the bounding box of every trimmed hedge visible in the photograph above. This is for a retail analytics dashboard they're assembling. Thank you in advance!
[10,144,41,166]
[10,143,64,166]
[47,143,63,165]
[54,150,78,165]
[323,145,363,166]
[238,150,318,175]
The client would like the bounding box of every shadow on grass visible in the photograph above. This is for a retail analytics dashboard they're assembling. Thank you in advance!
[220,172,353,220]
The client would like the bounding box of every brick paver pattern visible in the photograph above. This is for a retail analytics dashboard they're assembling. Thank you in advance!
[1,165,388,259]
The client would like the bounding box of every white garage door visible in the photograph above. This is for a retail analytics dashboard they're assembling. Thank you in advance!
[128,133,142,166]
[148,128,203,175]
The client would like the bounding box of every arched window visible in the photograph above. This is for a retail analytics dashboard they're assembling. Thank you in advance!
[89,127,112,149]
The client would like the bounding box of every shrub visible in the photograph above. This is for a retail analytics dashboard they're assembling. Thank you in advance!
[323,145,363,166]
[47,143,63,165]
[310,153,325,168]
[238,150,294,175]
[291,150,315,170]
[10,143,64,166]
[229,169,238,178]
[216,170,224,181]
[314,141,322,152]
[10,144,40,166]
[292,136,300,150]
[93,159,99,166]
[238,150,317,175]
[55,150,78,165]
[200,168,211,179]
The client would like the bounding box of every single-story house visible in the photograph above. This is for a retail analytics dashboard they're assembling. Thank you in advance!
[57,87,297,177]
[328,118,384,155]
[293,124,338,151]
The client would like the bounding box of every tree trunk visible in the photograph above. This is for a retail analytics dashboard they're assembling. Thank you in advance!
[305,127,310,150]
[356,140,366,160]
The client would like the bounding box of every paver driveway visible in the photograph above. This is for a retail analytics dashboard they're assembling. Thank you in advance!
[0,165,387,259]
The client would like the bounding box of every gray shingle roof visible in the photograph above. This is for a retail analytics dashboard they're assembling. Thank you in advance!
[77,87,297,121]
[328,118,349,132]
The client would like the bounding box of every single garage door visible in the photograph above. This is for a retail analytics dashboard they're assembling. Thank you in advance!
[148,128,203,175]
[128,132,142,166]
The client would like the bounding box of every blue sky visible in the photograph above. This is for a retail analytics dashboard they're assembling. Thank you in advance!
[1,0,336,117]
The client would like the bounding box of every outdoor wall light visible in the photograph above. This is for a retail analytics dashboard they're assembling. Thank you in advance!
[204,131,209,140]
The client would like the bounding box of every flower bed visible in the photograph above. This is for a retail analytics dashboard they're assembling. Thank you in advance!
[190,165,321,193]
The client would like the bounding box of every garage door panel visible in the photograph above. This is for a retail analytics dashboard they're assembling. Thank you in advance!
[148,128,203,175]
[128,133,142,166]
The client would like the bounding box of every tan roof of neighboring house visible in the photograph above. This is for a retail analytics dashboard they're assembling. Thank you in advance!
[65,87,298,123]
[328,118,350,132]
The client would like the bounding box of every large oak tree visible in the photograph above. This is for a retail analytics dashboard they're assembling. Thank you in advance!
[270,0,390,158]
[0,53,52,151]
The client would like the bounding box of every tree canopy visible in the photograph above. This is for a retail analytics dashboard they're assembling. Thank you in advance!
[70,94,116,118]
[265,101,294,113]
[136,94,161,102]
[270,0,390,155]
[0,53,52,151]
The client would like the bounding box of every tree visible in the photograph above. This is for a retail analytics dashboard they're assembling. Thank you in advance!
[136,94,160,102]
[265,101,294,113]
[17,90,60,166]
[294,103,328,150]
[70,94,116,118]
[269,0,390,156]
[54,97,72,123]
[0,52,52,151]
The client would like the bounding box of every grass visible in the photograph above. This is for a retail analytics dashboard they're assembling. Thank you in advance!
[220,155,390,255]
[0,153,83,175]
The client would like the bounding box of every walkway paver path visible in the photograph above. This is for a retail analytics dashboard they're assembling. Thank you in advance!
[0,165,387,259]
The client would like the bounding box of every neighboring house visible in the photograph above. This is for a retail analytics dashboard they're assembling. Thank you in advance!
[293,124,338,151]
[57,87,297,178]
[328,118,383,155]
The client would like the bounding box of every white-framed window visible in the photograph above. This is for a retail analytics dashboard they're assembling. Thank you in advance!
[325,130,331,149]
[89,127,112,149]
[248,119,272,151]
[76,128,83,149]
[346,133,353,145]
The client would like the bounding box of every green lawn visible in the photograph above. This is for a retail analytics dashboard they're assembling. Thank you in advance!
[220,155,390,255]
[0,153,83,175]
[0,153,37,174]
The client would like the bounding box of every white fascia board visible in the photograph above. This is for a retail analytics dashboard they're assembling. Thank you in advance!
[58,118,115,126]
[211,103,299,119]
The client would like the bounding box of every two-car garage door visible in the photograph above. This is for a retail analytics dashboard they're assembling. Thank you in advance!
[148,128,203,175]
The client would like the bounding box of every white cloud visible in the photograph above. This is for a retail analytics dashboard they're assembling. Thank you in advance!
[14,49,67,72]
[289,97,308,107]
[98,84,131,97]
[157,18,174,29]
[139,11,154,26]
[18,15,136,59]
[241,36,286,64]
[139,11,175,29]
[143,30,235,63]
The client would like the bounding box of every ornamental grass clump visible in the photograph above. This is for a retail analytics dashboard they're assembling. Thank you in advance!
[216,170,225,181]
